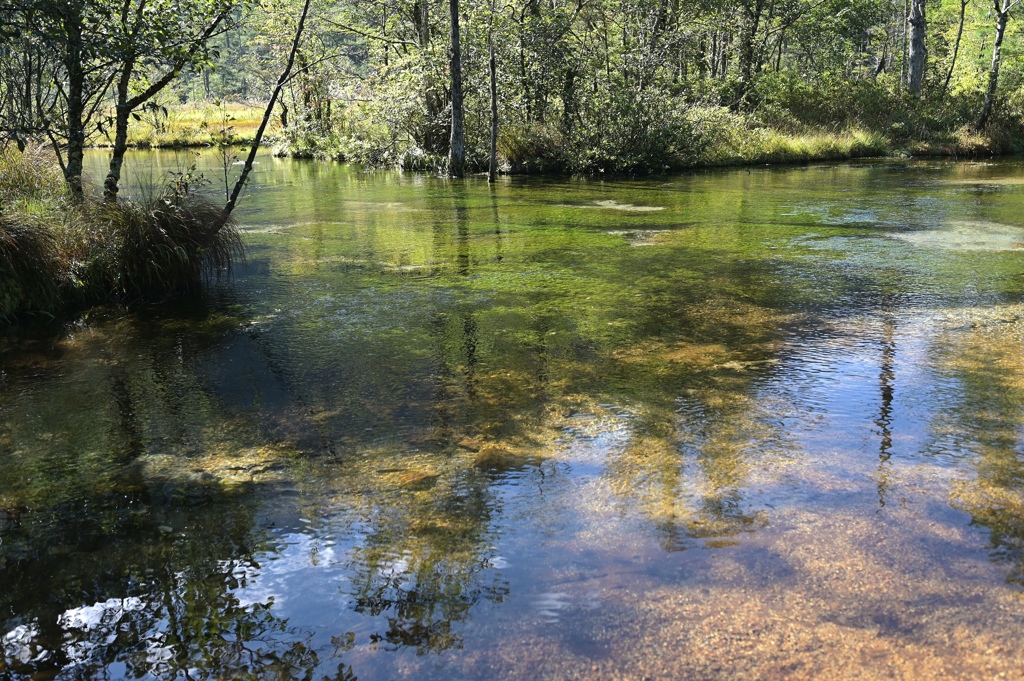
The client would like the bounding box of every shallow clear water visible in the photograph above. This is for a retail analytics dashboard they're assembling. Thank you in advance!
[4,152,1024,678]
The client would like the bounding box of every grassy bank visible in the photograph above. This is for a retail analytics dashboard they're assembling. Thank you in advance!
[278,117,1014,174]
[260,71,1024,174]
[0,146,242,323]
[94,101,268,149]
[104,90,1020,172]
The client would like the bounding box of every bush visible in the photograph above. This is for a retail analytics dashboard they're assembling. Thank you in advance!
[567,88,694,173]
[498,123,566,173]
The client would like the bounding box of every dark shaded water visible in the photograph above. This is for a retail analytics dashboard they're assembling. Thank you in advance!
[4,152,1024,678]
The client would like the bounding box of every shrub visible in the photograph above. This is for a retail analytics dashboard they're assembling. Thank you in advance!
[498,123,565,173]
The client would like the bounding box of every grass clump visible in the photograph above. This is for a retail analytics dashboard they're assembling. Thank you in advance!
[687,108,890,167]
[0,145,72,317]
[85,188,243,298]
[0,144,243,323]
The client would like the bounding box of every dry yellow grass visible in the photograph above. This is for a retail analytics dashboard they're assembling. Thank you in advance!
[94,101,269,149]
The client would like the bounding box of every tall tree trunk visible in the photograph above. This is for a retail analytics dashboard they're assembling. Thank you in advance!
[63,2,85,198]
[414,0,447,153]
[560,67,577,136]
[736,0,765,106]
[943,0,968,94]
[907,0,926,94]
[488,38,498,183]
[977,0,1013,129]
[900,0,909,85]
[448,0,465,178]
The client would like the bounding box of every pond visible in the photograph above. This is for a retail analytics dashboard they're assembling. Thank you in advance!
[4,151,1024,678]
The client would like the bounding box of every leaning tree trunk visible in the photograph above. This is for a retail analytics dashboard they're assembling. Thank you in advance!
[449,0,466,178]
[907,0,926,94]
[977,0,1013,129]
[943,0,969,94]
[224,0,311,216]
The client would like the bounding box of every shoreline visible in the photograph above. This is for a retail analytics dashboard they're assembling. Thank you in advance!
[87,129,1019,176]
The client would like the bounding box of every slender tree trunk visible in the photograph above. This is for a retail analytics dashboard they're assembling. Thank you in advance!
[736,0,765,106]
[488,38,498,183]
[560,68,577,134]
[977,0,1013,129]
[943,0,968,93]
[413,0,444,153]
[874,31,890,77]
[103,61,134,201]
[224,0,311,216]
[448,0,465,178]
[907,0,926,94]
[900,0,909,85]
[63,3,86,198]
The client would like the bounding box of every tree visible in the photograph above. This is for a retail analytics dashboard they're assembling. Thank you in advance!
[1,0,233,197]
[977,0,1021,128]
[102,0,237,201]
[907,0,926,94]
[448,0,465,177]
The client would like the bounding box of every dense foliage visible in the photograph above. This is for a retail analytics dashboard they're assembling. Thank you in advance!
[171,0,1024,171]
[3,0,1024,176]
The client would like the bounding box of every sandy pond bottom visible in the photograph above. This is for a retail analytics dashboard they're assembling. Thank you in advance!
[333,452,1023,680]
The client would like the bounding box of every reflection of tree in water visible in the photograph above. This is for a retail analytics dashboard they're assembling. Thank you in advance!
[0,498,348,680]
[874,299,898,509]
[932,314,1024,585]
[600,355,786,549]
[345,471,509,654]
[607,394,774,552]
[589,259,799,550]
[0,312,354,679]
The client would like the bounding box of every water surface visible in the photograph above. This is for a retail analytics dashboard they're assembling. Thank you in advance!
[4,153,1024,678]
